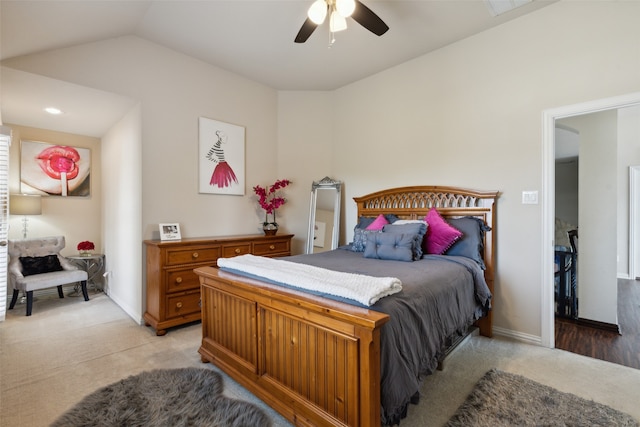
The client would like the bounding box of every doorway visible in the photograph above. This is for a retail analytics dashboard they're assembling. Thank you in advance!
[541,91,640,349]
[554,124,579,319]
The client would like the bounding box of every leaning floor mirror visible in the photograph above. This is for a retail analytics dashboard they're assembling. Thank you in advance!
[306,177,342,254]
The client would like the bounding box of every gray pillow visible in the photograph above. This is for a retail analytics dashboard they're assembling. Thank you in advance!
[445,216,491,269]
[350,228,381,252]
[382,222,427,260]
[364,232,414,262]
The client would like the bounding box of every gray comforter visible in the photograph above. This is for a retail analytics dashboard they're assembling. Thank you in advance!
[283,248,492,425]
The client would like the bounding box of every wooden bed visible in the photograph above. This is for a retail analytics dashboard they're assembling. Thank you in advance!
[195,185,498,427]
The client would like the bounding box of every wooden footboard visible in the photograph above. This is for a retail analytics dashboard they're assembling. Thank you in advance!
[196,266,390,427]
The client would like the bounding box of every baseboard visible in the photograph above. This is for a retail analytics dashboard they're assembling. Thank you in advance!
[107,292,143,325]
[492,326,542,346]
[575,317,621,334]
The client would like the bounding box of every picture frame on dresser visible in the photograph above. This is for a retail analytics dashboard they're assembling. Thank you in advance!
[159,223,181,241]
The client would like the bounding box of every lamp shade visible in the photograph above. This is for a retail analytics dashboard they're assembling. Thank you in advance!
[10,194,42,215]
[336,0,356,17]
[329,11,347,32]
[308,0,327,24]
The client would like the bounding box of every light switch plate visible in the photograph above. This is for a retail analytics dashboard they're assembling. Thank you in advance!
[522,191,538,204]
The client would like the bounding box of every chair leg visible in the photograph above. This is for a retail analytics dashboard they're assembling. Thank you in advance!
[26,291,34,316]
[57,285,64,299]
[81,281,89,301]
[8,289,19,309]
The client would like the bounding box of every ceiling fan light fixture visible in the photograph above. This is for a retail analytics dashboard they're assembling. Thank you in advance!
[336,0,356,17]
[329,10,347,32]
[308,0,328,24]
[295,0,388,44]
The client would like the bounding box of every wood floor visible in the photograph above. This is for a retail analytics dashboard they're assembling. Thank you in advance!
[555,278,640,370]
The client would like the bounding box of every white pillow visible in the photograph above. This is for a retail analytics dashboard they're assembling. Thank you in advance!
[393,219,427,225]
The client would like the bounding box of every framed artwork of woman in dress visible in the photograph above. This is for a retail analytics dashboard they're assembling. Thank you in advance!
[20,140,91,197]
[198,117,245,195]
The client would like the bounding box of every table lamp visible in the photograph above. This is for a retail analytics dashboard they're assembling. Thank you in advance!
[10,194,42,239]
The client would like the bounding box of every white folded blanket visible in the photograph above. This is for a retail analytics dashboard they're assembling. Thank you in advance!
[217,254,402,306]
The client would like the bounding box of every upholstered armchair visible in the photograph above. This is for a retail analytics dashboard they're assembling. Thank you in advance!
[8,236,89,316]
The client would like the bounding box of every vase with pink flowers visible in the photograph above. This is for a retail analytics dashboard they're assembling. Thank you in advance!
[253,179,291,235]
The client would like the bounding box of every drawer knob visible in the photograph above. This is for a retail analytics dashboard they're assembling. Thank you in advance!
[235,248,241,254]
[175,277,183,284]
[269,245,275,250]
[192,252,199,259]
[176,302,183,309]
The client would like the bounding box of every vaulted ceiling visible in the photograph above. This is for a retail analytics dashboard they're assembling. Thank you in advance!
[1,0,555,136]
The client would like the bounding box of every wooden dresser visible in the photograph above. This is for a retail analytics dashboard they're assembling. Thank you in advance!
[143,234,293,336]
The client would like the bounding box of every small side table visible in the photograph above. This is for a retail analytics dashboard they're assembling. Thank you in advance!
[67,253,105,291]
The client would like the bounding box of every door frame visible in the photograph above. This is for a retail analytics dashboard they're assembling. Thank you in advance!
[631,165,640,280]
[541,91,640,348]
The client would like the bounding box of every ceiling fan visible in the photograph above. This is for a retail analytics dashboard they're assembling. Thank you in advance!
[295,0,389,44]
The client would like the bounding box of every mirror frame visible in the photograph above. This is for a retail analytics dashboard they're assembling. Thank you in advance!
[306,177,342,254]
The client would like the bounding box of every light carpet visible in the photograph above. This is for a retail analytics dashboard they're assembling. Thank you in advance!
[2,292,640,427]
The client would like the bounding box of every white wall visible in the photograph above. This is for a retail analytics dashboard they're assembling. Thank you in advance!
[617,105,640,278]
[556,106,640,324]
[2,36,280,239]
[560,111,618,325]
[278,0,640,340]
[101,104,142,321]
[554,159,578,226]
[277,91,334,254]
[3,36,281,322]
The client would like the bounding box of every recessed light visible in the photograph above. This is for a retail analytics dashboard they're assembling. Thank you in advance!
[44,107,63,115]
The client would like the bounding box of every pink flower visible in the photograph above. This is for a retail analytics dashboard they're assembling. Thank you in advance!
[253,179,291,225]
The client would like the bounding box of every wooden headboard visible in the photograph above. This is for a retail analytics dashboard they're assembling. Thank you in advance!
[354,185,499,336]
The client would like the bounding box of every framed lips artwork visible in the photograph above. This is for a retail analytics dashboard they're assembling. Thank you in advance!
[20,140,91,197]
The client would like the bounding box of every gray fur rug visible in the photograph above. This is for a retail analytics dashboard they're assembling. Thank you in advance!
[51,367,272,427]
[446,369,639,426]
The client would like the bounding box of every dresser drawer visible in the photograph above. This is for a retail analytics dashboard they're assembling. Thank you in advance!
[165,290,201,320]
[222,243,252,258]
[165,246,220,266]
[253,239,290,256]
[166,268,201,293]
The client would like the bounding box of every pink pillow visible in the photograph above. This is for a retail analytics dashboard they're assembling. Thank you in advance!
[365,214,390,231]
[424,208,463,254]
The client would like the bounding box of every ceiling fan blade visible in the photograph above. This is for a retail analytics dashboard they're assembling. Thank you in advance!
[352,0,389,36]
[295,18,318,43]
